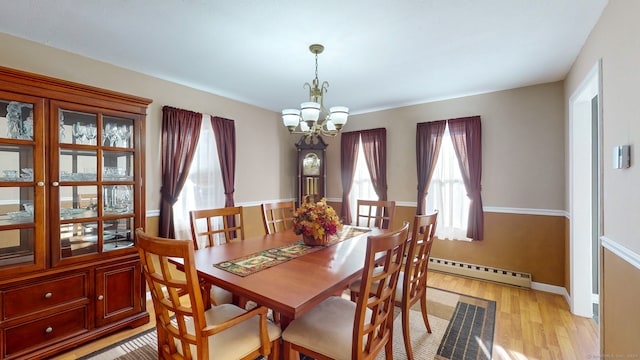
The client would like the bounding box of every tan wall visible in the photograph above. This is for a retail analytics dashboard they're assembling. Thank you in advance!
[602,248,640,355]
[326,201,565,286]
[565,0,640,256]
[1,32,569,289]
[564,0,640,353]
[0,32,298,213]
[325,82,566,210]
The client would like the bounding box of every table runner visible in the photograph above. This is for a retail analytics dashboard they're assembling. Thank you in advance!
[214,226,371,277]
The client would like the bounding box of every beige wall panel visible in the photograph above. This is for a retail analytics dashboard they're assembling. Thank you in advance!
[326,82,566,211]
[602,249,640,355]
[565,1,640,254]
[329,201,565,286]
[0,33,296,212]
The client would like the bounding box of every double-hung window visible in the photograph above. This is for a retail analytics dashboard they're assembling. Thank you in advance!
[172,115,225,245]
[425,123,471,240]
[349,136,377,223]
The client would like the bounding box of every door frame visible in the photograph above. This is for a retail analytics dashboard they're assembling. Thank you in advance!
[568,60,602,317]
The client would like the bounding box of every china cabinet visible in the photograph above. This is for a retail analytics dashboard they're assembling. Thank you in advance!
[0,66,150,359]
[296,135,327,206]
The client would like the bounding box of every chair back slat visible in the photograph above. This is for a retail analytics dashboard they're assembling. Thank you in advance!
[136,228,210,359]
[356,199,396,229]
[404,211,438,304]
[189,206,244,249]
[261,201,295,234]
[353,221,409,359]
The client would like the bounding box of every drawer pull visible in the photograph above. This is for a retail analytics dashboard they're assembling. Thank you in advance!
[44,292,53,299]
[45,326,53,334]
[97,295,104,301]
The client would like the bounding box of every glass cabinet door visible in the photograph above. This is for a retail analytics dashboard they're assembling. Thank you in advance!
[53,104,137,264]
[0,94,45,275]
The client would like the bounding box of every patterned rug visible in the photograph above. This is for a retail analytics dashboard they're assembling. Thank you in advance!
[214,226,371,276]
[78,287,495,360]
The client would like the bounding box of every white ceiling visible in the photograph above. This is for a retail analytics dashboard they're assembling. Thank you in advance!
[0,0,608,114]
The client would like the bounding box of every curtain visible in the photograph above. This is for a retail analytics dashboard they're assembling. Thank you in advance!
[360,128,388,200]
[210,116,236,208]
[416,120,446,215]
[360,128,389,227]
[448,116,484,240]
[340,131,360,224]
[159,106,202,238]
[211,116,237,232]
[172,116,225,245]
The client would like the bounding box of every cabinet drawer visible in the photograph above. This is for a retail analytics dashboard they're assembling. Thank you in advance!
[2,272,88,319]
[4,306,88,357]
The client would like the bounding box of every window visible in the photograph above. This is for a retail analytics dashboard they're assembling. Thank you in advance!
[173,115,225,245]
[425,124,471,240]
[349,136,377,225]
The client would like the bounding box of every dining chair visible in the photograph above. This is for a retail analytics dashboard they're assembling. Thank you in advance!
[261,200,296,235]
[189,206,245,307]
[281,222,409,360]
[349,212,438,360]
[135,229,281,360]
[189,206,245,248]
[356,199,396,229]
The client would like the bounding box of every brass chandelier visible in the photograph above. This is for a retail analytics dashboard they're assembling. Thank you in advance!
[282,44,349,137]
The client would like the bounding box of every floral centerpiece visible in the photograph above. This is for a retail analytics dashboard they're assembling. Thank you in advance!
[293,196,343,246]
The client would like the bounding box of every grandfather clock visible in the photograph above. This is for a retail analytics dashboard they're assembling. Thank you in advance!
[296,135,328,206]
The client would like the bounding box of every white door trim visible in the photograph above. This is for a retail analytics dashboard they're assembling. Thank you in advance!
[568,60,601,317]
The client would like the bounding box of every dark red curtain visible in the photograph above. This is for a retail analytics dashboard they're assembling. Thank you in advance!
[448,116,484,240]
[159,106,202,238]
[360,128,389,228]
[210,116,236,208]
[360,128,388,201]
[416,120,446,215]
[340,131,360,224]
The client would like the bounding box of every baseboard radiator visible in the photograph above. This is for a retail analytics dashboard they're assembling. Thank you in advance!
[429,257,532,288]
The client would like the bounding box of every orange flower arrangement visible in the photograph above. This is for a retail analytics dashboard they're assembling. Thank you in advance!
[293,196,342,245]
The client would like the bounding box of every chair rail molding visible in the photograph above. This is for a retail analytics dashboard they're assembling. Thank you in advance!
[601,236,640,271]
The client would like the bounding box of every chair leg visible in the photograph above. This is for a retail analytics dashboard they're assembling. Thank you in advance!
[385,332,394,360]
[267,339,280,360]
[401,304,414,360]
[282,341,298,360]
[420,293,432,333]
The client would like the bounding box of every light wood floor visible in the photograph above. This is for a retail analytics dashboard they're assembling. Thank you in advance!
[51,271,599,359]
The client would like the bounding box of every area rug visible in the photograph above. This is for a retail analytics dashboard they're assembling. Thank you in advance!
[79,287,494,360]
[213,226,371,276]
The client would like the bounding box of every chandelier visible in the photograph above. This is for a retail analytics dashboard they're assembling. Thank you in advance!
[282,44,349,137]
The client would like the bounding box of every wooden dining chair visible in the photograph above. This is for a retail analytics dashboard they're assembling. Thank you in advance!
[350,212,438,360]
[189,206,244,307]
[189,206,245,249]
[281,222,409,360]
[135,229,281,360]
[261,200,296,235]
[356,199,396,229]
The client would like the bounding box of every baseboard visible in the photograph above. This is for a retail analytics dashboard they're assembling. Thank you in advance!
[429,257,532,288]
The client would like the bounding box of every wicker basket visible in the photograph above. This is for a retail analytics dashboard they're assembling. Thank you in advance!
[302,234,329,246]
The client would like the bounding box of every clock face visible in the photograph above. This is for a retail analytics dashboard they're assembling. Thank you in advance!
[303,152,321,176]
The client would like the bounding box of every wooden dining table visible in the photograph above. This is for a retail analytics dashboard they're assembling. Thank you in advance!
[171,227,382,329]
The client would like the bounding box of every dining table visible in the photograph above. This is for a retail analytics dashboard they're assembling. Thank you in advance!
[171,226,382,329]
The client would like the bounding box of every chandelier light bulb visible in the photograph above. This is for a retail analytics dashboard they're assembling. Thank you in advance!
[300,102,320,122]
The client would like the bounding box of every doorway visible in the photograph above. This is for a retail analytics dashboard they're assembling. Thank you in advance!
[569,60,602,318]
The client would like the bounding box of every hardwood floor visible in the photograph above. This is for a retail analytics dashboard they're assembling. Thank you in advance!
[51,271,599,359]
